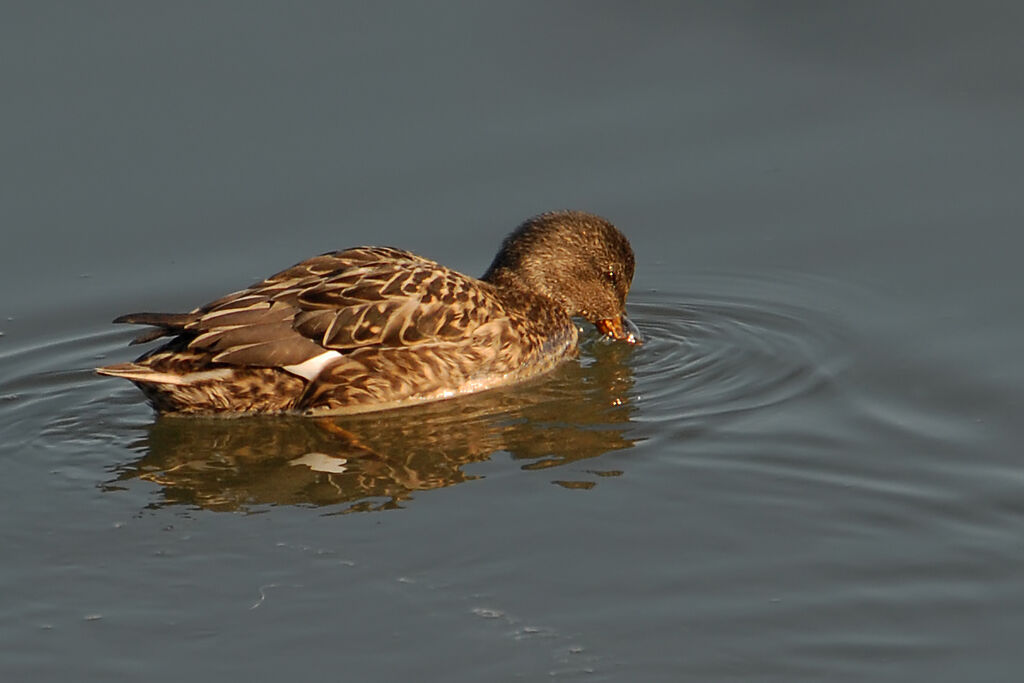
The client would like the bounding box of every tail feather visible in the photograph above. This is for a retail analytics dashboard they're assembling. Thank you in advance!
[96,362,231,386]
[112,311,197,344]
[112,311,195,327]
[96,360,303,413]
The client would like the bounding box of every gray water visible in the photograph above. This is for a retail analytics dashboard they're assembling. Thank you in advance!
[3,3,1023,681]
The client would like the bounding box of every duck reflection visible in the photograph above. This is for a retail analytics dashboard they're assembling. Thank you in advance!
[108,338,638,512]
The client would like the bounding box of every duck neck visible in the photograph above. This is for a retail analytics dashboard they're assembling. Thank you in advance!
[481,265,568,316]
[480,263,519,290]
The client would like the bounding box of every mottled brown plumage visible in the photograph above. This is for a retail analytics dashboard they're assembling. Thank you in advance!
[97,210,639,415]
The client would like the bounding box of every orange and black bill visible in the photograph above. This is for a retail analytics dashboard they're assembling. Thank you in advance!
[595,314,642,345]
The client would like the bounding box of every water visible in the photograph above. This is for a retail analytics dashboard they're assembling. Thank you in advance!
[3,3,1024,681]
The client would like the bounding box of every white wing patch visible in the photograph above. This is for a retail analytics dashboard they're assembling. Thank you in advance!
[283,350,343,381]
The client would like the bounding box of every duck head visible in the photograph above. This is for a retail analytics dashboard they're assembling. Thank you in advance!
[483,210,641,344]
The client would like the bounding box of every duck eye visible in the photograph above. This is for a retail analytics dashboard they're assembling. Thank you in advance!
[604,269,617,284]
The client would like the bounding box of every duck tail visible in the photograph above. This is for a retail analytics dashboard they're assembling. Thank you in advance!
[96,362,234,386]
[112,311,196,345]
[97,362,188,385]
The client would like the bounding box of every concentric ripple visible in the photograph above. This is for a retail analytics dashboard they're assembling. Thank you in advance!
[626,271,854,430]
[0,270,858,507]
[0,326,145,449]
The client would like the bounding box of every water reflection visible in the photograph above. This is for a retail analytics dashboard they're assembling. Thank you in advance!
[106,337,637,512]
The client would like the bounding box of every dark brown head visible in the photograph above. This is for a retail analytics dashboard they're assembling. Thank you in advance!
[482,210,640,343]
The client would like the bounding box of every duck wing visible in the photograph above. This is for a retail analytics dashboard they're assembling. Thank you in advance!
[115,247,504,372]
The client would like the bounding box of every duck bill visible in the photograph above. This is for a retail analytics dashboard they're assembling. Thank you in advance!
[595,314,642,345]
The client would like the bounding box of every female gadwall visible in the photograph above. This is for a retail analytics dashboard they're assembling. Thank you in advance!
[97,210,639,415]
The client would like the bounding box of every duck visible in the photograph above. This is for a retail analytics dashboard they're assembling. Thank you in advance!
[96,210,640,415]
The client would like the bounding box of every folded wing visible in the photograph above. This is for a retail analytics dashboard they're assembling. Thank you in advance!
[115,247,504,373]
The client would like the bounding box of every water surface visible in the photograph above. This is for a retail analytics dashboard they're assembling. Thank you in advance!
[3,4,1023,681]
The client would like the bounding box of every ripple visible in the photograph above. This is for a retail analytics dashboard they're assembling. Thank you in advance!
[0,326,147,447]
[1,271,860,511]
[627,271,853,428]
[2,317,640,512]
[1,273,854,445]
